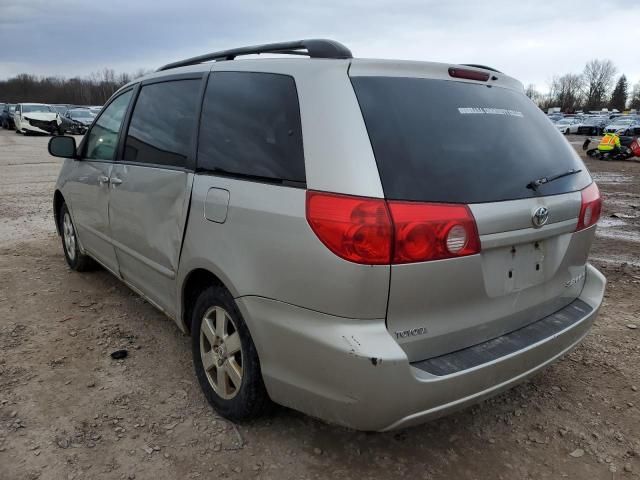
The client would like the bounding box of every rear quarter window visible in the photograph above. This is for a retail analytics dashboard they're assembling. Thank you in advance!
[197,71,305,184]
[351,77,591,203]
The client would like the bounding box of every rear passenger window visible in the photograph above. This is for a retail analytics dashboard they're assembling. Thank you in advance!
[123,79,200,168]
[197,72,305,183]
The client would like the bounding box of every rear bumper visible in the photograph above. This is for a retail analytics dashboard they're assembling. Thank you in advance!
[237,263,605,431]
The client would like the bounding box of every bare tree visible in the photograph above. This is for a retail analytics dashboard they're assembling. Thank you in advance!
[583,59,617,111]
[0,69,139,105]
[549,74,584,112]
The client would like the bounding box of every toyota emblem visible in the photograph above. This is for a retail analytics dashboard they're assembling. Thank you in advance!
[532,207,549,228]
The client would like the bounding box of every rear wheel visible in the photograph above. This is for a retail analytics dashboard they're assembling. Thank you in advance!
[191,286,270,421]
[59,203,96,271]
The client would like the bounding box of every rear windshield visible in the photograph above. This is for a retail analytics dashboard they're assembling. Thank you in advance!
[351,77,591,203]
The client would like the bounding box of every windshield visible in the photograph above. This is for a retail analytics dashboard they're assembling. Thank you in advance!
[23,104,53,113]
[69,109,93,118]
[557,119,572,124]
[351,77,591,203]
[611,117,634,125]
[52,106,68,114]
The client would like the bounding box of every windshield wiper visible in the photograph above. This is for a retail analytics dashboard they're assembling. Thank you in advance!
[526,168,582,191]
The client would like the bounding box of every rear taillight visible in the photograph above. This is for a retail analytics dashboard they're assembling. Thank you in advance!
[388,201,480,263]
[306,191,392,264]
[576,182,602,231]
[306,191,481,265]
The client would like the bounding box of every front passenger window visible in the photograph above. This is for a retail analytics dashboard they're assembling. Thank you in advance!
[84,90,133,160]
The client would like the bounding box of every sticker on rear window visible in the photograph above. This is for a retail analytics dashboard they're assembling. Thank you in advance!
[458,107,523,117]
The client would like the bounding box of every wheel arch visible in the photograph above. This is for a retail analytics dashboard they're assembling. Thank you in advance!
[181,267,232,335]
[53,190,65,235]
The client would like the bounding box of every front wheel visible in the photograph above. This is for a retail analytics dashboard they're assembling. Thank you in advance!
[191,286,270,422]
[59,203,96,271]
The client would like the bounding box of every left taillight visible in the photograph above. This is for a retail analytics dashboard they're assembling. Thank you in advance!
[305,191,393,265]
[576,182,602,231]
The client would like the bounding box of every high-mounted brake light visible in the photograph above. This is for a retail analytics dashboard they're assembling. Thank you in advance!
[448,67,490,82]
[576,182,602,231]
[306,191,481,265]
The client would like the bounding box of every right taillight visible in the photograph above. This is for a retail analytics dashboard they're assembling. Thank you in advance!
[388,201,480,263]
[576,182,602,231]
[306,191,480,265]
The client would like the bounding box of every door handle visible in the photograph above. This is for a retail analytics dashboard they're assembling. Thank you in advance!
[98,175,109,185]
[110,177,123,186]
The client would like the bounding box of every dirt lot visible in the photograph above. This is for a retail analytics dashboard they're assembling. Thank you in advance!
[0,130,639,480]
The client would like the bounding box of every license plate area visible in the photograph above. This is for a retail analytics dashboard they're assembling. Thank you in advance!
[505,240,545,291]
[482,240,546,296]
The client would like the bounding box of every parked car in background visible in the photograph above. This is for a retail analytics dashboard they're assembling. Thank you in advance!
[603,116,639,134]
[62,108,95,134]
[52,104,71,116]
[577,116,608,135]
[48,39,605,432]
[14,103,62,135]
[554,117,582,134]
[1,103,16,129]
[622,119,640,136]
[88,106,102,115]
[547,113,564,123]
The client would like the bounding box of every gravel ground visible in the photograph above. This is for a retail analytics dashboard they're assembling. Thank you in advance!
[0,130,639,480]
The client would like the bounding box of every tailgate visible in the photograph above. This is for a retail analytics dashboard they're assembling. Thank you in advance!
[387,192,595,361]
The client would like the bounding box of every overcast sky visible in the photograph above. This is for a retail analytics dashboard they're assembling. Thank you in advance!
[1,0,639,92]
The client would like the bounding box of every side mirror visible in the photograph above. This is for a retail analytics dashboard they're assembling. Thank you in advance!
[48,136,77,159]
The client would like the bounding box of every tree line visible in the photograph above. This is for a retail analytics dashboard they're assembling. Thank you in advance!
[2,61,639,112]
[526,59,640,112]
[0,68,150,106]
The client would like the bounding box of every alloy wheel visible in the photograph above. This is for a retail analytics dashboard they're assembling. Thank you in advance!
[63,212,76,261]
[199,306,243,399]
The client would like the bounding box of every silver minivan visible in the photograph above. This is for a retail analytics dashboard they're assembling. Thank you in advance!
[49,39,606,431]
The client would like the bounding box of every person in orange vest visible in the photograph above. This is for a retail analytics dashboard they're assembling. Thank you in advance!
[598,132,621,154]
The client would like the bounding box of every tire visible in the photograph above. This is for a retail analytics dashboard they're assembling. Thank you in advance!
[564,129,569,135]
[59,203,97,271]
[191,285,270,422]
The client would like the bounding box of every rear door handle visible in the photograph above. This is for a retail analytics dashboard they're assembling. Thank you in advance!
[98,175,109,185]
[110,177,123,186]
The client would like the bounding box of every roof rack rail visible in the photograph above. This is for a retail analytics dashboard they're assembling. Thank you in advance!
[462,64,502,73]
[157,39,352,71]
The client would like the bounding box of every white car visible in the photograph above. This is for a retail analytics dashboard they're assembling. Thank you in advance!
[554,117,582,134]
[603,116,639,134]
[14,103,62,135]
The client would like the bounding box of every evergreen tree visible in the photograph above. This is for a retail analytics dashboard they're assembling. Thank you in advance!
[609,75,628,111]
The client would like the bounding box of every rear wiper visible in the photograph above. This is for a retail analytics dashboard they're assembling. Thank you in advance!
[526,168,582,191]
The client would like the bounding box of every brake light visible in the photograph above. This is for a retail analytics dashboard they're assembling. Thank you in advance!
[306,191,392,264]
[448,67,490,82]
[388,201,480,263]
[306,191,481,265]
[576,182,602,231]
